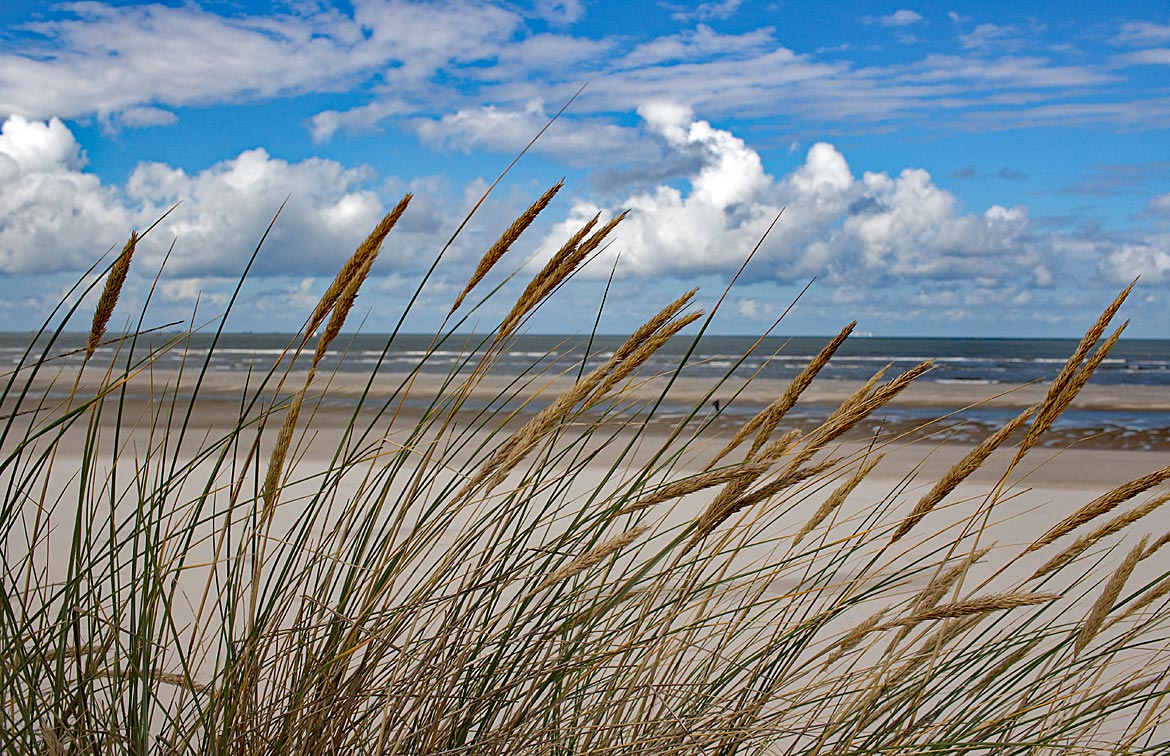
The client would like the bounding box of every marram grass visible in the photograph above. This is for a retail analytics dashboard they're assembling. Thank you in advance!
[2,191,1168,756]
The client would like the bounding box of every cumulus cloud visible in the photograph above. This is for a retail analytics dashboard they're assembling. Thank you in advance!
[536,107,1042,299]
[0,115,85,171]
[1102,238,1170,283]
[0,115,130,273]
[0,115,392,278]
[736,298,762,318]
[125,149,389,277]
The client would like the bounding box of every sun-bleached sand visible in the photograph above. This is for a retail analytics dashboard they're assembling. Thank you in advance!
[9,363,1168,748]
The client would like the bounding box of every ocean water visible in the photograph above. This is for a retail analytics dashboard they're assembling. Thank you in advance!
[7,331,1170,386]
[5,331,1170,448]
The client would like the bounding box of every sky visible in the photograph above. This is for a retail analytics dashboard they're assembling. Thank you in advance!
[1,1,1168,337]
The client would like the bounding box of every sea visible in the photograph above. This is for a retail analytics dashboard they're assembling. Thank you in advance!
[5,332,1170,449]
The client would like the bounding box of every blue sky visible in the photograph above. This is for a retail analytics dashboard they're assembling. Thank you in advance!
[1,1,1168,337]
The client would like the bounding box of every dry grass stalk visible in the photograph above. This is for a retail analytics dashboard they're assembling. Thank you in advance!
[306,194,412,343]
[496,212,605,343]
[747,322,857,458]
[884,545,996,655]
[1026,464,1170,554]
[152,671,211,692]
[451,180,563,313]
[658,430,800,523]
[876,592,1058,631]
[607,287,699,366]
[535,526,647,593]
[707,322,855,468]
[753,428,803,465]
[1112,573,1170,627]
[1018,282,1133,453]
[693,367,914,552]
[86,231,137,361]
[913,546,995,616]
[785,361,932,476]
[40,725,65,756]
[1032,494,1170,580]
[463,290,698,499]
[1143,530,1170,560]
[1020,323,1126,457]
[1075,536,1148,655]
[733,455,844,513]
[794,454,883,545]
[891,406,1035,544]
[590,310,703,401]
[261,383,310,517]
[572,210,629,262]
[1092,675,1159,712]
[846,614,986,734]
[619,457,775,515]
[687,455,843,552]
[822,608,888,669]
[968,638,1042,698]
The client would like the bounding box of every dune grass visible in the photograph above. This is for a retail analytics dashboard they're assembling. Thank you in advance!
[2,187,1168,755]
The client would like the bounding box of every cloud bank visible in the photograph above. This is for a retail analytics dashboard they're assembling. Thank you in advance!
[0,114,391,278]
[1,110,1165,332]
[538,106,1048,302]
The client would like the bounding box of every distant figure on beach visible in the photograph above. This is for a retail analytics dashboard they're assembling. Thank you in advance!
[713,400,721,412]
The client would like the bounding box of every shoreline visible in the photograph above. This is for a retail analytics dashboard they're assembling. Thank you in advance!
[16,366,1170,409]
[12,366,1170,451]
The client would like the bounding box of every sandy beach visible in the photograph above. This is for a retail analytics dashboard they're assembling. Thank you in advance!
[8,359,1169,749]
[11,364,1170,519]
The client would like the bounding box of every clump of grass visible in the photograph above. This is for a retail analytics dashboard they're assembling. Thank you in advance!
[2,181,1168,756]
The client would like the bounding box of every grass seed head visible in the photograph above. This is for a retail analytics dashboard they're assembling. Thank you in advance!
[307,194,412,344]
[86,231,137,361]
[1076,536,1148,654]
[1027,464,1170,554]
[452,180,562,313]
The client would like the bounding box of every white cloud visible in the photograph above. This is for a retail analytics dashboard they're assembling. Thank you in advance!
[0,1,520,121]
[959,23,1027,51]
[0,116,392,278]
[126,149,389,277]
[666,0,745,22]
[0,115,85,172]
[0,115,129,273]
[0,1,1158,142]
[736,298,761,318]
[616,24,775,68]
[1112,22,1170,46]
[898,55,1114,89]
[530,0,586,24]
[867,10,924,27]
[1146,193,1170,216]
[1113,48,1170,66]
[1102,238,1170,283]
[414,103,654,166]
[115,106,179,129]
[535,108,1040,301]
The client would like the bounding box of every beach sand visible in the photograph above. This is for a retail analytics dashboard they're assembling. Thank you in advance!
[8,364,1168,746]
[11,366,1168,547]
